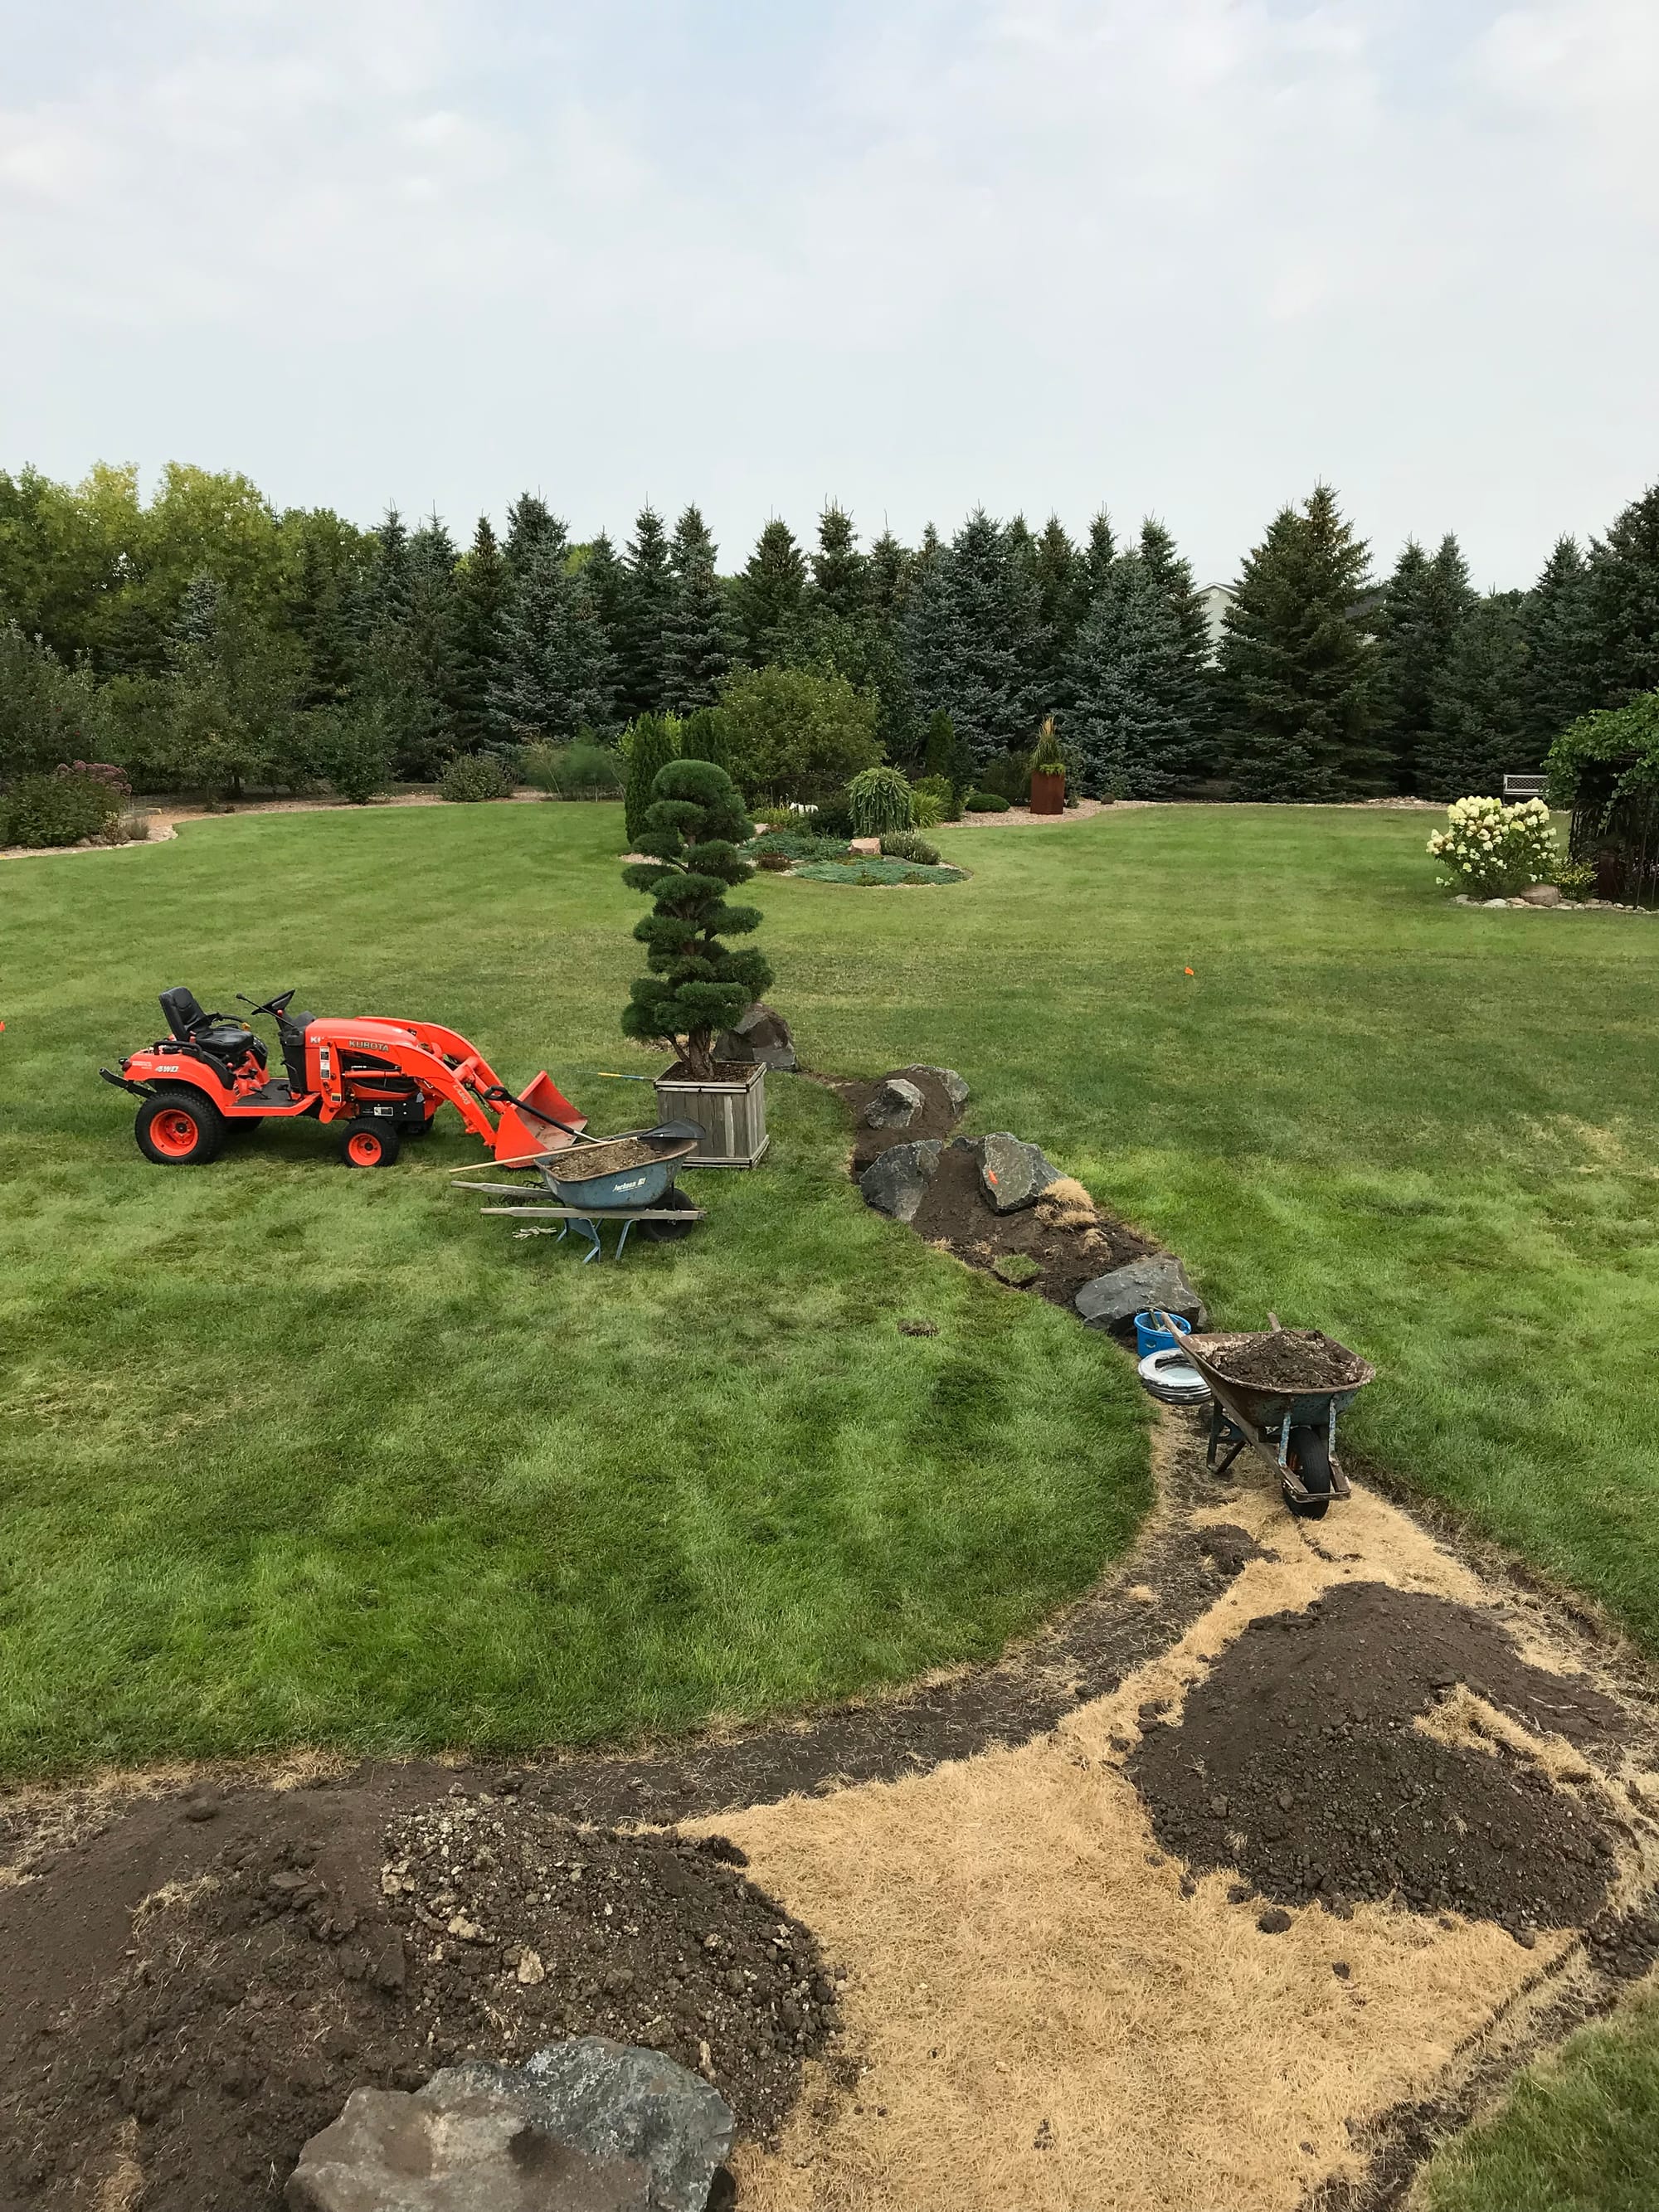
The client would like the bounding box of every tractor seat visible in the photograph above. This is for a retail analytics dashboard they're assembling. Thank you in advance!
[158,985,264,1068]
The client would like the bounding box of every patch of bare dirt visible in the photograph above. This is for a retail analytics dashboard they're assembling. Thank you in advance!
[1129,1581,1621,1927]
[0,1782,839,2210]
[838,1068,1155,1310]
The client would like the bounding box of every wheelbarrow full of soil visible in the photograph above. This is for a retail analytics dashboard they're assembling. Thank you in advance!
[1155,1314,1375,1521]
[451,1124,706,1261]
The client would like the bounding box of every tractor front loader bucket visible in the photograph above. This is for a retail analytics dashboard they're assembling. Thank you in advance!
[491,1071,586,1164]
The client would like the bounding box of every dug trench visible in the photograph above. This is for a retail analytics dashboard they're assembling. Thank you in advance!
[7,1103,1659,2210]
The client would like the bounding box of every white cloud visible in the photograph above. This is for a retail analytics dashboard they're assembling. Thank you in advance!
[0,0,1652,581]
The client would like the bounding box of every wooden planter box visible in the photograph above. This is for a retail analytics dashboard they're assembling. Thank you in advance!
[654,1059,770,1167]
[1029,767,1066,815]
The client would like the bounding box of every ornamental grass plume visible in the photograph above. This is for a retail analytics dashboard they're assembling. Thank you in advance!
[1426,795,1559,898]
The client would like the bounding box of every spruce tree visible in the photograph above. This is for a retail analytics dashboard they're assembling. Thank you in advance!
[617,505,674,720]
[733,519,807,668]
[1415,595,1530,798]
[579,531,629,709]
[361,508,413,634]
[406,515,462,766]
[1136,518,1214,766]
[1082,510,1117,597]
[451,517,512,752]
[902,508,1044,770]
[1217,484,1377,800]
[810,503,868,625]
[1373,534,1475,792]
[504,493,557,574]
[663,504,732,713]
[1032,516,1084,718]
[867,531,912,622]
[1070,551,1198,797]
[812,616,918,766]
[489,519,615,746]
[289,531,358,710]
[1520,536,1602,752]
[1586,484,1659,705]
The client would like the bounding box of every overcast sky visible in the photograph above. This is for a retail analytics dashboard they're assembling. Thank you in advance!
[2,0,1654,587]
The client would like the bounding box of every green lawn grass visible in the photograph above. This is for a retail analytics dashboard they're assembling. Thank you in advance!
[1418,1995,1659,2212]
[2,798,1657,1782]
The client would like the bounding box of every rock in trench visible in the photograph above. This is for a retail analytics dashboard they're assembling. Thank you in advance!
[864,1076,926,1130]
[288,2041,733,2212]
[1075,1254,1207,1334]
[976,1131,1063,1213]
[902,1064,970,1112]
[859,1139,943,1223]
[713,1001,796,1072]
[285,2079,651,2211]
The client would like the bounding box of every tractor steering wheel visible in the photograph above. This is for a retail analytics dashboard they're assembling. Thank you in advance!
[239,989,296,1018]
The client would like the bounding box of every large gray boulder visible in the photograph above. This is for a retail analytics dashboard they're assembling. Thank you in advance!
[858,1139,943,1223]
[1075,1255,1207,1334]
[287,2042,733,2212]
[902,1065,970,1112]
[864,1076,926,1130]
[976,1132,1063,1214]
[285,2080,650,2210]
[713,1001,796,1072]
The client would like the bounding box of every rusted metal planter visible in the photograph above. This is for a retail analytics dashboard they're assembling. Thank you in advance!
[653,1059,770,1167]
[1029,767,1066,815]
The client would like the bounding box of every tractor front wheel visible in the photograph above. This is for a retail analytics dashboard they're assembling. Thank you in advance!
[136,1088,226,1166]
[339,1117,401,1168]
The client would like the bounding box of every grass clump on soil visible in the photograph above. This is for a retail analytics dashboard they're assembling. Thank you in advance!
[1418,1992,1659,2212]
[0,800,1149,1776]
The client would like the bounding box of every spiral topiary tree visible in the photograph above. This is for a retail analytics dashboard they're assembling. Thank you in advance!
[621,758,773,1079]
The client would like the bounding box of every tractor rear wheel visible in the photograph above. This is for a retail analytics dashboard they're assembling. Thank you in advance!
[136,1087,226,1166]
[339,1117,401,1168]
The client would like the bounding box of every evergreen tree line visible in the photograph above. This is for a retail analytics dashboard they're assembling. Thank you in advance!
[2,457,1657,802]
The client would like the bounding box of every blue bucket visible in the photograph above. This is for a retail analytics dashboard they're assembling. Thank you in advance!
[1135,1310,1192,1357]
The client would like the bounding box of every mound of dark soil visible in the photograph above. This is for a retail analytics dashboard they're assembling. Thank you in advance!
[911,1139,1151,1309]
[0,1780,839,2211]
[843,1067,965,1172]
[1129,1581,1623,1928]
[1203,1330,1370,1393]
[840,1069,1152,1308]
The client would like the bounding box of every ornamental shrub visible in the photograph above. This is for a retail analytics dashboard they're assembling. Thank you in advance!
[54,760,130,797]
[848,765,914,838]
[978,749,1034,805]
[880,830,941,864]
[525,738,625,800]
[308,703,394,803]
[622,759,772,1080]
[440,751,515,802]
[749,830,853,863]
[0,770,122,847]
[966,790,1011,812]
[623,712,679,844]
[1427,795,1559,897]
[1546,691,1659,810]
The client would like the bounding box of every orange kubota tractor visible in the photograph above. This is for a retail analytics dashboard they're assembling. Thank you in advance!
[102,985,586,1169]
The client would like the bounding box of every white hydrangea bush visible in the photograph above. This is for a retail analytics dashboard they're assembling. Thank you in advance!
[1427,795,1559,898]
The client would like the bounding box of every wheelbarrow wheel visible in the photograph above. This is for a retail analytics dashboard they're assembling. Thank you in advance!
[1283,1424,1332,1519]
[640,1189,698,1242]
